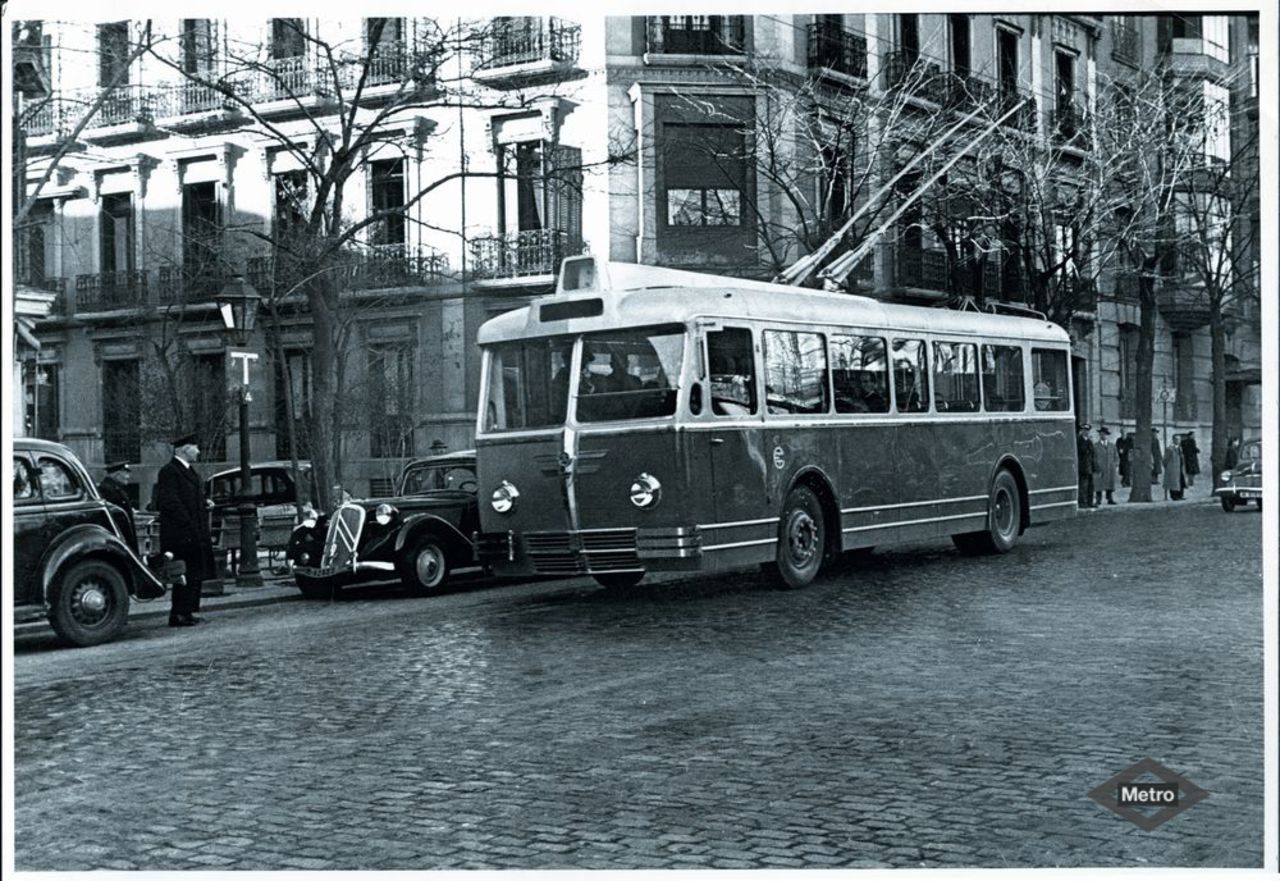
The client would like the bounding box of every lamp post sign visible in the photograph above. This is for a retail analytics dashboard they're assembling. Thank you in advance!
[229,350,259,390]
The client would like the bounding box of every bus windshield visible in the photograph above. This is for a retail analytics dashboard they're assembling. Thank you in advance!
[483,324,684,431]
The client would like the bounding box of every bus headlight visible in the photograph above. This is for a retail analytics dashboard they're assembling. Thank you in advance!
[630,473,662,508]
[491,480,520,514]
[375,503,397,525]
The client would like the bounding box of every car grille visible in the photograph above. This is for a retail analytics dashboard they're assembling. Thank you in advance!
[320,504,365,570]
[525,529,639,575]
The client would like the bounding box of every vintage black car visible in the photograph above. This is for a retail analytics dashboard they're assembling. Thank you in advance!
[13,438,171,646]
[1216,439,1262,512]
[286,451,480,598]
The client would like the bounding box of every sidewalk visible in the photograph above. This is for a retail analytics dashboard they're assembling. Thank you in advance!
[127,570,301,620]
[1080,470,1221,513]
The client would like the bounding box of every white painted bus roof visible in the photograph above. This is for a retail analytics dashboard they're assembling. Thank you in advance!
[477,274,1071,346]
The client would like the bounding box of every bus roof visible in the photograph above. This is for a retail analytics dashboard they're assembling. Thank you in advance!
[477,259,1071,346]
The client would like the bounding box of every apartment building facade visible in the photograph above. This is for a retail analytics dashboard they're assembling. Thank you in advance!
[14,16,609,498]
[14,12,1262,500]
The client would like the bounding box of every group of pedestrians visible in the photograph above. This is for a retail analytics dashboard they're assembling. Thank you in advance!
[1077,424,1202,506]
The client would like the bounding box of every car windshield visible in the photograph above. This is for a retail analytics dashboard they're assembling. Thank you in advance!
[482,324,685,431]
[400,463,477,495]
[1241,442,1261,462]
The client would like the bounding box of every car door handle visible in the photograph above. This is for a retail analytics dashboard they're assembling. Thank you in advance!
[710,437,725,445]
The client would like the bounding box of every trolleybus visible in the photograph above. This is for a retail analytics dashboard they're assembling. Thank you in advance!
[474,257,1076,589]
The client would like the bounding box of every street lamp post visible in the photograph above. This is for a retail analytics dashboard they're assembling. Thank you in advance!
[217,275,263,588]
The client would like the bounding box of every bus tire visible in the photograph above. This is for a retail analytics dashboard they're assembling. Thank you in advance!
[767,485,825,589]
[953,469,1021,555]
[592,570,645,589]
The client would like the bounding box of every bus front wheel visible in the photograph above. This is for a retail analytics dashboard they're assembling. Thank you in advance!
[953,469,1021,556]
[765,485,825,589]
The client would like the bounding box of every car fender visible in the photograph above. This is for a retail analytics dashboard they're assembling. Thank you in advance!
[394,514,473,558]
[41,524,166,603]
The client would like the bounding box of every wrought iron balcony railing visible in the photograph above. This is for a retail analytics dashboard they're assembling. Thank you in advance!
[157,264,226,305]
[883,50,946,105]
[75,270,149,312]
[470,229,578,280]
[476,18,582,71]
[259,54,314,101]
[1111,19,1140,66]
[1049,102,1091,150]
[247,245,449,294]
[646,16,746,55]
[807,22,867,80]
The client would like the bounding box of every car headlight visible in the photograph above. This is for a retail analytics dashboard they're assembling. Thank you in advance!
[491,480,520,514]
[1220,470,1233,484]
[375,503,397,525]
[629,473,662,508]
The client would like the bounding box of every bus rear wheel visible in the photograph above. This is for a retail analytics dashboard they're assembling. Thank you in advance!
[765,485,825,589]
[952,469,1021,556]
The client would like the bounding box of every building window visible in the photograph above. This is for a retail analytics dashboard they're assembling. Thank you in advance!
[271,18,306,59]
[1202,81,1231,162]
[1118,323,1139,419]
[997,27,1018,97]
[949,14,970,77]
[1054,49,1075,112]
[98,21,131,86]
[369,158,406,248]
[99,193,135,275]
[660,123,747,229]
[898,14,919,64]
[1172,332,1196,421]
[24,362,59,440]
[369,343,414,458]
[647,16,745,55]
[273,170,309,240]
[1170,15,1229,62]
[180,19,215,75]
[274,349,312,460]
[191,353,228,461]
[182,181,221,297]
[18,201,52,286]
[102,359,141,463]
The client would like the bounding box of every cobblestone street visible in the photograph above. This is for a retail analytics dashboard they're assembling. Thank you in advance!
[12,499,1264,869]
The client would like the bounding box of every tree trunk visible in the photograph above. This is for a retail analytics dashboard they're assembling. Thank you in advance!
[1209,305,1227,490]
[1128,263,1158,503]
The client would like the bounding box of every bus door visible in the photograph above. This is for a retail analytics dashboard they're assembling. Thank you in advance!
[703,327,767,526]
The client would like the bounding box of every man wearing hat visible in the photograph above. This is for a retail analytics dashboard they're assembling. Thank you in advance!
[1076,424,1096,508]
[154,432,214,627]
[1092,426,1119,506]
[98,461,139,552]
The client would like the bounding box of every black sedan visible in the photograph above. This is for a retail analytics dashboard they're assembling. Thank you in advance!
[286,451,480,599]
[1216,439,1262,512]
[13,438,173,646]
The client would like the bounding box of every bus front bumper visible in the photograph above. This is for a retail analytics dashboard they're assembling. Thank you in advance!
[476,526,702,577]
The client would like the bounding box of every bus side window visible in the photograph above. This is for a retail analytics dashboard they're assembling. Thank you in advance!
[982,344,1026,412]
[1031,348,1070,411]
[932,341,980,413]
[707,328,757,416]
[892,338,929,413]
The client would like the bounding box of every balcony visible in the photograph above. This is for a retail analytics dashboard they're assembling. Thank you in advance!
[646,16,746,57]
[470,229,578,284]
[259,54,314,102]
[807,22,867,81]
[473,18,582,87]
[75,271,150,313]
[1156,281,1211,331]
[1049,102,1091,151]
[18,84,153,141]
[157,264,225,306]
[247,245,449,294]
[883,51,945,105]
[894,244,949,294]
[995,87,1036,130]
[1111,19,1140,67]
[13,33,52,97]
[942,73,994,113]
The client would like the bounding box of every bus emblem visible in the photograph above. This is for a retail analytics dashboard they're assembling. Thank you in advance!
[772,446,786,470]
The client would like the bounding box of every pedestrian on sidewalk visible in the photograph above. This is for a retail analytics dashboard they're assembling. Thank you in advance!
[1225,437,1240,470]
[97,461,139,553]
[1151,428,1163,484]
[1077,423,1096,508]
[1093,427,1118,505]
[155,432,214,627]
[1117,431,1133,487]
[1163,433,1186,500]
[1181,430,1200,488]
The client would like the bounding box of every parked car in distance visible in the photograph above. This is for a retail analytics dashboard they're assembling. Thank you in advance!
[204,461,314,530]
[1216,439,1262,512]
[287,451,481,599]
[13,438,173,646]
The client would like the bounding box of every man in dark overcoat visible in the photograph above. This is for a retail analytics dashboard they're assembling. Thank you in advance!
[97,461,138,553]
[1076,424,1096,508]
[1116,431,1133,487]
[1181,430,1200,487]
[155,432,214,627]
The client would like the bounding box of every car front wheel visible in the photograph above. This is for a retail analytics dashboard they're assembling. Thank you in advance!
[1221,495,1236,512]
[400,536,450,594]
[48,559,130,647]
